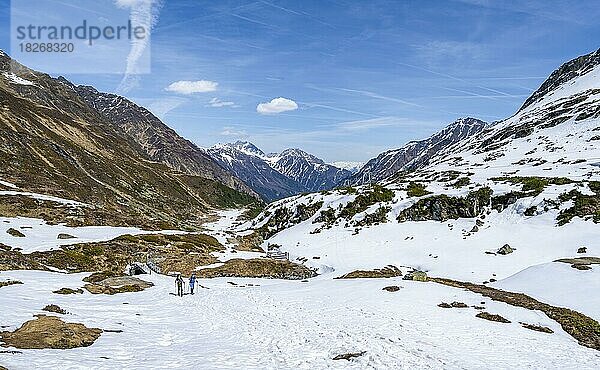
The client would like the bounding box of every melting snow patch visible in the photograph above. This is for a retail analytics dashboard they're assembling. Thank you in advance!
[0,179,18,189]
[2,72,35,86]
[0,190,88,207]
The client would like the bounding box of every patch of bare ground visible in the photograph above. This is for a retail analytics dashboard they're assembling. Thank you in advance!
[42,305,67,315]
[430,277,600,350]
[520,322,554,333]
[0,233,224,276]
[336,265,402,279]
[196,258,317,280]
[476,312,511,323]
[0,280,22,288]
[0,315,102,349]
[555,257,600,270]
[53,288,83,295]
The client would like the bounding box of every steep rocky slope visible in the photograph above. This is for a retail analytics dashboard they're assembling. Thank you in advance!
[0,52,257,229]
[74,85,256,198]
[268,148,351,192]
[348,118,487,185]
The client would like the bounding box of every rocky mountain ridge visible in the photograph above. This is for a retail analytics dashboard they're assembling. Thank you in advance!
[207,141,352,201]
[348,117,488,185]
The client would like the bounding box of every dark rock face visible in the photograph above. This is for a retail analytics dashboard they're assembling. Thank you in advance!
[348,118,487,185]
[397,188,492,222]
[520,48,600,111]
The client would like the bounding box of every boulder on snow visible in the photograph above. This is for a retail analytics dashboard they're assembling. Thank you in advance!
[84,276,153,295]
[6,228,25,238]
[577,247,587,254]
[382,285,401,292]
[57,233,76,240]
[497,244,515,255]
[0,315,102,349]
[402,271,428,282]
[42,304,67,315]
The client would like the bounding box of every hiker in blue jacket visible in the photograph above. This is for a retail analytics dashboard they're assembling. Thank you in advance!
[189,272,197,295]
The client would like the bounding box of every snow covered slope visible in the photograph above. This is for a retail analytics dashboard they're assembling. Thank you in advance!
[238,48,600,330]
[2,270,599,369]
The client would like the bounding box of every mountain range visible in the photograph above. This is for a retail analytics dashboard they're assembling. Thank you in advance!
[206,142,352,201]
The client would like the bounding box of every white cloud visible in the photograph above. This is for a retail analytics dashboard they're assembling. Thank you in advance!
[165,80,218,94]
[208,97,235,107]
[336,117,436,131]
[220,127,247,136]
[256,97,298,114]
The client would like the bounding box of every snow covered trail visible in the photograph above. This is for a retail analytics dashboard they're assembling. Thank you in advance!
[202,209,266,263]
[1,270,600,369]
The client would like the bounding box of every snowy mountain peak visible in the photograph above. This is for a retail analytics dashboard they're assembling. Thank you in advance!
[276,148,324,164]
[231,141,266,157]
[207,142,352,201]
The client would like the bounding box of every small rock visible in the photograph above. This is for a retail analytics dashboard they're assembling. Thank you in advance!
[438,302,452,308]
[382,286,401,292]
[53,288,84,295]
[332,351,366,361]
[470,225,479,233]
[497,244,515,255]
[402,271,428,282]
[451,301,468,308]
[577,247,587,254]
[476,312,511,323]
[6,228,25,238]
[57,233,76,240]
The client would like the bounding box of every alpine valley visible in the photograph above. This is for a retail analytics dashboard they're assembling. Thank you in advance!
[1,47,600,370]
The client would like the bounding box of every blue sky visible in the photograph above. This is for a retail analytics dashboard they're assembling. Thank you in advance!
[1,0,600,162]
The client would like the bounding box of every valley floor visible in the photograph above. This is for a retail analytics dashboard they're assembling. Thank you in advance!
[2,270,600,370]
[1,210,599,369]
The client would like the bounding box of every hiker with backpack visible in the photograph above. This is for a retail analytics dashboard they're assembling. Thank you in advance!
[189,272,197,295]
[175,274,184,297]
